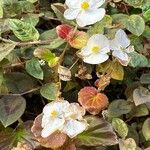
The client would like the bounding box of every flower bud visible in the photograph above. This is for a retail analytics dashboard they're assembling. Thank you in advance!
[56,24,72,39]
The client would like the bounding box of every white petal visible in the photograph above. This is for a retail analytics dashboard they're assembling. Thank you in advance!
[65,0,80,8]
[112,50,130,66]
[41,118,65,138]
[80,46,92,57]
[43,100,70,116]
[83,53,109,64]
[110,39,121,51]
[115,29,130,48]
[64,103,86,120]
[87,34,109,48]
[112,50,128,61]
[64,9,80,20]
[89,0,105,8]
[76,8,105,27]
[63,120,88,138]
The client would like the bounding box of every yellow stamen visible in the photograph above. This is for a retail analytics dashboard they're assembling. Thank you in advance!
[81,1,89,10]
[91,46,100,53]
[50,111,57,117]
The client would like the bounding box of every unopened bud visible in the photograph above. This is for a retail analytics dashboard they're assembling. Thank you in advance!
[56,24,72,39]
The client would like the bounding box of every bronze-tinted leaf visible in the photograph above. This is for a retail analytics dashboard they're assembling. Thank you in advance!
[0,95,26,127]
[31,114,68,149]
[78,87,109,115]
[76,116,118,146]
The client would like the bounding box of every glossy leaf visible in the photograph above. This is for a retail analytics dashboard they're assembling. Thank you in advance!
[8,19,39,41]
[40,83,60,101]
[25,58,44,80]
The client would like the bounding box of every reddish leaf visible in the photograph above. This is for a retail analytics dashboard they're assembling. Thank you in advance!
[31,114,68,149]
[78,87,109,115]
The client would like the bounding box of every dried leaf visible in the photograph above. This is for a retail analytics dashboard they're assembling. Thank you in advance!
[58,66,71,81]
[133,86,150,106]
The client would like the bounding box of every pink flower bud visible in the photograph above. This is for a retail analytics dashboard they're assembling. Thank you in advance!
[56,24,72,39]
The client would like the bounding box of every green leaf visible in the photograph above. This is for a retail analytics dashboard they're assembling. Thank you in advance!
[0,5,3,18]
[22,14,41,26]
[140,73,150,84]
[34,48,59,67]
[112,118,128,139]
[76,116,118,146]
[143,26,150,39]
[0,69,3,86]
[108,100,133,118]
[133,104,149,117]
[40,83,60,101]
[125,15,145,36]
[8,19,39,41]
[0,42,16,62]
[27,0,38,3]
[0,95,26,127]
[129,51,148,67]
[143,8,150,20]
[40,28,57,40]
[88,15,112,35]
[119,138,137,150]
[42,37,65,49]
[142,118,150,141]
[25,58,44,80]
[111,14,129,28]
[124,0,145,8]
[4,72,37,94]
[18,1,34,13]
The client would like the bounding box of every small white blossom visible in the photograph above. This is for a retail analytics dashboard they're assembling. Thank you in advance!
[110,29,134,66]
[41,100,88,138]
[64,0,106,27]
[78,34,110,64]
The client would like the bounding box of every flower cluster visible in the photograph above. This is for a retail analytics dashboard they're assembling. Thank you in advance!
[41,100,88,138]
[79,29,134,65]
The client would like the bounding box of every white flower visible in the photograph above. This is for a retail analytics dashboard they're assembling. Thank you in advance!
[41,100,88,138]
[110,29,134,66]
[64,0,106,27]
[78,34,110,64]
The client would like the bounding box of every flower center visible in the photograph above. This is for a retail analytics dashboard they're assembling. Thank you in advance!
[81,1,90,10]
[50,110,58,117]
[91,46,100,53]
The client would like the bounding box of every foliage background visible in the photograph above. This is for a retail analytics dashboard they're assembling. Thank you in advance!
[0,0,150,149]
